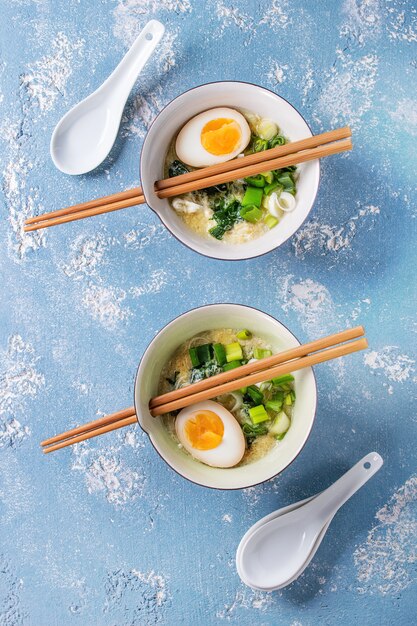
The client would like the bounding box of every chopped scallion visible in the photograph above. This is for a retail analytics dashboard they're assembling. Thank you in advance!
[249,404,270,424]
[265,214,279,229]
[242,186,263,208]
[225,342,243,363]
[213,343,227,366]
[272,374,294,385]
[236,329,252,340]
[253,347,272,359]
[223,360,242,372]
[240,205,262,223]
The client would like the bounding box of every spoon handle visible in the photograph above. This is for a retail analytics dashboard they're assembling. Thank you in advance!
[310,452,383,523]
[105,20,165,101]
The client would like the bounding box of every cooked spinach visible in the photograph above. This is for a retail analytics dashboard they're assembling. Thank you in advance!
[209,199,242,240]
[169,159,189,178]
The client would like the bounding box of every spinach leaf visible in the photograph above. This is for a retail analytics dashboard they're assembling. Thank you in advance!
[209,199,241,240]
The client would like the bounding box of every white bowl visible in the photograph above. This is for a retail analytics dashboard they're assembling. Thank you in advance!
[134,304,317,490]
[140,81,320,261]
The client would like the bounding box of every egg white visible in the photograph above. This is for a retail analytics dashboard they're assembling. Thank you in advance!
[175,108,251,168]
[175,400,246,468]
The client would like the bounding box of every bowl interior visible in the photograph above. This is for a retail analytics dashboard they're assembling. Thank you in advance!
[134,304,317,489]
[140,81,320,260]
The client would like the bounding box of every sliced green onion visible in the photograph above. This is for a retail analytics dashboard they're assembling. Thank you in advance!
[236,329,252,340]
[249,404,270,424]
[260,171,274,184]
[252,137,268,152]
[239,386,248,394]
[275,433,286,441]
[265,399,283,413]
[225,342,243,363]
[244,174,265,188]
[269,135,286,148]
[272,374,294,385]
[189,347,200,367]
[253,347,272,359]
[240,205,262,223]
[284,393,293,406]
[265,214,279,229]
[223,360,242,372]
[196,343,212,364]
[264,181,282,196]
[269,411,291,435]
[242,186,263,207]
[246,385,264,405]
[213,343,227,366]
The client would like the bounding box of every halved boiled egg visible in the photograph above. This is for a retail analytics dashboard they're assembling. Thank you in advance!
[175,108,251,168]
[175,400,245,468]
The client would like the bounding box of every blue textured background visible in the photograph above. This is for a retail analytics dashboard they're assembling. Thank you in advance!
[1,1,416,624]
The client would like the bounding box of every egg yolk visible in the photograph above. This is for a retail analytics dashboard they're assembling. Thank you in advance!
[201,118,241,156]
[184,410,225,450]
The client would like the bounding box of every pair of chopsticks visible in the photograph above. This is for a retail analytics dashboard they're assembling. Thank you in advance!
[41,325,366,454]
[25,127,352,232]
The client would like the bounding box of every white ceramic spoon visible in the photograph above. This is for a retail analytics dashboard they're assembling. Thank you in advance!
[237,452,383,591]
[50,20,165,175]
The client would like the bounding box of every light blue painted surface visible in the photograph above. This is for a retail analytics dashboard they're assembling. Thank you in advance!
[0,1,416,624]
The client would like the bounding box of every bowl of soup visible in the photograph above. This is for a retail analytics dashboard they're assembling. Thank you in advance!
[134,304,317,489]
[140,81,320,260]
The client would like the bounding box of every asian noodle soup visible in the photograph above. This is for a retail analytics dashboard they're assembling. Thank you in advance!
[164,108,298,244]
[158,328,296,468]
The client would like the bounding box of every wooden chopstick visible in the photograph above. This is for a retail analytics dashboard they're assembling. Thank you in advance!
[25,187,143,225]
[156,139,352,199]
[24,193,146,232]
[41,406,136,447]
[25,127,351,232]
[42,414,137,453]
[40,326,367,454]
[151,337,368,417]
[154,126,351,190]
[150,326,364,409]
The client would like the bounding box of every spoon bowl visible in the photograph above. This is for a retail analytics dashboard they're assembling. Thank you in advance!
[50,20,164,175]
[237,452,383,590]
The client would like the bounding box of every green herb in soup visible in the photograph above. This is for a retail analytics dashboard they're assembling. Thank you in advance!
[158,329,296,467]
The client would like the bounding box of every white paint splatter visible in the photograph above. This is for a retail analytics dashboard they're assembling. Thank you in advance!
[121,86,168,139]
[292,205,380,259]
[81,285,131,329]
[390,99,417,136]
[354,474,417,595]
[364,347,415,383]
[387,3,417,43]
[259,0,291,30]
[281,277,338,336]
[0,335,44,447]
[20,32,84,112]
[317,49,378,129]
[130,269,168,297]
[72,443,144,506]
[123,223,169,249]
[214,1,254,34]
[216,587,273,620]
[61,234,111,280]
[266,60,288,85]
[104,567,169,621]
[340,0,382,45]
[222,513,232,523]
[2,137,46,260]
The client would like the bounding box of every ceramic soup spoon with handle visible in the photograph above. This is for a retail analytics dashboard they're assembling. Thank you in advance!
[50,20,165,175]
[237,452,383,590]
